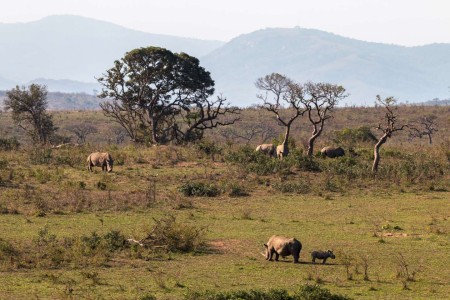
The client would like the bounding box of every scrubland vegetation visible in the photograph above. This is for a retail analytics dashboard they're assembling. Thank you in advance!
[0,104,449,299]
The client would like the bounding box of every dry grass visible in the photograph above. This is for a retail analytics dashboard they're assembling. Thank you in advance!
[0,106,449,299]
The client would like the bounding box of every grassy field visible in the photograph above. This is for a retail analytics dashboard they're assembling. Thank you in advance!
[1,105,449,299]
[0,139,449,299]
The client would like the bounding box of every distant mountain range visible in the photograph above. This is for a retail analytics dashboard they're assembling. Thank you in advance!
[0,15,224,89]
[1,15,449,107]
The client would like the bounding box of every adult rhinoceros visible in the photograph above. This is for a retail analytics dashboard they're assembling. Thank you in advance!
[320,146,345,158]
[87,152,114,172]
[263,235,302,263]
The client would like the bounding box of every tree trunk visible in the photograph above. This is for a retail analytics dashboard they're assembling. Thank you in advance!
[149,113,159,145]
[372,133,388,173]
[283,125,290,145]
[307,125,323,157]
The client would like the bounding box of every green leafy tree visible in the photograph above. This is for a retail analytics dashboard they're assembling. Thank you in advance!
[4,84,56,144]
[98,47,239,144]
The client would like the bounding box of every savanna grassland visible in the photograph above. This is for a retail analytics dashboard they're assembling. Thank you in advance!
[0,105,449,299]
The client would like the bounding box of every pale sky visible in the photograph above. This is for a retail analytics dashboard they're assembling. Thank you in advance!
[1,0,450,46]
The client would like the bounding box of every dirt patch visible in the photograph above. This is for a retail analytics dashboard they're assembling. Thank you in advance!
[208,239,242,254]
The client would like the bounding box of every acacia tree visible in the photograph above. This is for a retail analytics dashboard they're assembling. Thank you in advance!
[303,82,347,156]
[4,84,56,144]
[372,95,409,173]
[66,123,98,144]
[98,47,239,145]
[256,73,306,157]
[409,114,438,144]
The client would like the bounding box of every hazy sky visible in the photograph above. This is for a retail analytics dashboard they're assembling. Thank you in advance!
[1,0,450,46]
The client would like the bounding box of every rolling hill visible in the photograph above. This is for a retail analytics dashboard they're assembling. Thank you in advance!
[0,15,224,89]
[201,27,450,106]
[1,16,449,107]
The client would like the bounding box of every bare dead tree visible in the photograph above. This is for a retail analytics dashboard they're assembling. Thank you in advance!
[409,114,438,144]
[175,95,241,144]
[111,126,127,144]
[256,73,307,157]
[372,96,409,173]
[217,123,275,145]
[303,82,347,156]
[66,123,98,144]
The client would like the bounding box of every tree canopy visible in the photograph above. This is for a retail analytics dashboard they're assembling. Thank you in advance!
[98,47,239,144]
[4,84,56,144]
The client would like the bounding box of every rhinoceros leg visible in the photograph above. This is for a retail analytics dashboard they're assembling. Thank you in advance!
[275,253,280,261]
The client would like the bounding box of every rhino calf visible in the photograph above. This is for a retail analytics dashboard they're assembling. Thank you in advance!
[311,250,335,264]
[264,235,302,263]
[87,152,114,172]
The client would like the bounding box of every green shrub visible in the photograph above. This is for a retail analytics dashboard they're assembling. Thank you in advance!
[81,232,102,250]
[322,156,369,180]
[0,238,18,258]
[184,285,351,300]
[225,146,284,175]
[179,182,220,197]
[0,159,8,169]
[228,183,249,197]
[291,152,321,172]
[0,137,20,151]
[33,168,52,184]
[333,126,377,147]
[103,230,127,252]
[29,148,52,165]
[142,215,205,253]
[273,181,311,194]
[96,181,107,190]
[196,139,223,161]
[185,288,293,300]
[53,152,79,167]
[295,284,351,300]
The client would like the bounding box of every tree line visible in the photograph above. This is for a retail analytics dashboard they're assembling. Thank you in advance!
[1,46,440,173]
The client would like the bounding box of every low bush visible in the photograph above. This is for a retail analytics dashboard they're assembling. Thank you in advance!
[296,284,351,300]
[333,126,377,148]
[290,151,321,172]
[179,182,220,197]
[184,284,351,300]
[227,183,249,197]
[141,215,206,253]
[0,238,18,258]
[0,137,20,151]
[273,181,311,194]
[29,148,52,165]
[196,139,223,161]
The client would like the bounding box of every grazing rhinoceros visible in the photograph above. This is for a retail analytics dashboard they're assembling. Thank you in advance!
[263,235,302,263]
[320,146,345,158]
[255,144,276,157]
[87,152,114,172]
[311,250,335,264]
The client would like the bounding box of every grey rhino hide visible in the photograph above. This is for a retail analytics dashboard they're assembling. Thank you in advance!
[264,235,302,263]
[87,152,114,172]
